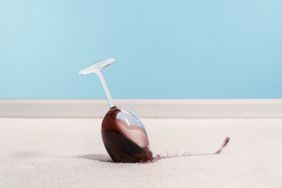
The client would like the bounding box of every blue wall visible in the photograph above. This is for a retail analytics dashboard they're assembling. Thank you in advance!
[0,0,281,99]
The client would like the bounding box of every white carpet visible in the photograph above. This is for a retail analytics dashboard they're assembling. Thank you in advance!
[0,118,282,188]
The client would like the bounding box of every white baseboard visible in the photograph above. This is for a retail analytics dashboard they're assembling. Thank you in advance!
[0,99,282,118]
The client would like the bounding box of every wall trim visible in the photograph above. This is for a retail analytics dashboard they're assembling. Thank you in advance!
[0,99,282,118]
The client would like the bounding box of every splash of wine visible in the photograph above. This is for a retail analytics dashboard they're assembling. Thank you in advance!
[152,137,230,161]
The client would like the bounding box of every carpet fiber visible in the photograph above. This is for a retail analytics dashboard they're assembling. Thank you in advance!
[0,118,282,188]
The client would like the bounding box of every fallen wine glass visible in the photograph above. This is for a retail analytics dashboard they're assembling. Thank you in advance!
[79,58,153,163]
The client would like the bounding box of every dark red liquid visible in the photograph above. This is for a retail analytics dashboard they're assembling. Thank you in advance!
[102,106,153,163]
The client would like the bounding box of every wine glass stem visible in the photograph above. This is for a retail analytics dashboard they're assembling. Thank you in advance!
[97,71,115,108]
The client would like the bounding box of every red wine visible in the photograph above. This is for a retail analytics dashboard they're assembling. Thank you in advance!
[102,106,153,163]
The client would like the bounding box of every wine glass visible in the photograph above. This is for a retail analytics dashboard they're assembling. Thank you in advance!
[79,58,153,162]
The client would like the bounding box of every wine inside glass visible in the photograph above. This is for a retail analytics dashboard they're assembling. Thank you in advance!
[79,58,153,162]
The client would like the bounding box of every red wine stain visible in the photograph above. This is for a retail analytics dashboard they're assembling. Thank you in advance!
[148,137,230,162]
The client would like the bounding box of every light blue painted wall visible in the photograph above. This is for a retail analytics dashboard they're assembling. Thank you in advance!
[0,0,281,99]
